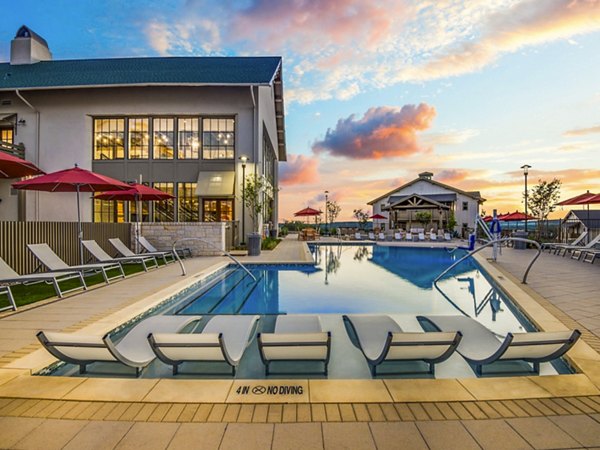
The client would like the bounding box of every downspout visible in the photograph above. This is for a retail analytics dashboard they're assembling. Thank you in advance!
[15,89,40,220]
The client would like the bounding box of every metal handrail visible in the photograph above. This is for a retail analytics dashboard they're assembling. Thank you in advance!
[434,237,542,284]
[172,237,257,281]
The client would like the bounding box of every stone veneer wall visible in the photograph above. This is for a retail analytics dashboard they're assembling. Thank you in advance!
[135,222,226,256]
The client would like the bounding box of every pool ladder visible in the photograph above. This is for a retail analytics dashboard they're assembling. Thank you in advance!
[172,237,257,282]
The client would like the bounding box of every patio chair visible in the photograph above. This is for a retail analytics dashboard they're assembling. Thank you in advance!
[37,315,202,376]
[541,231,587,252]
[343,314,462,376]
[27,243,125,284]
[258,315,331,376]
[355,232,363,240]
[444,233,452,241]
[0,257,86,310]
[378,232,386,241]
[554,234,600,257]
[138,236,191,259]
[418,232,426,241]
[417,315,580,375]
[83,240,158,272]
[429,232,437,241]
[368,232,376,240]
[109,238,174,265]
[394,232,402,241]
[148,315,260,375]
[581,249,600,264]
[405,232,413,241]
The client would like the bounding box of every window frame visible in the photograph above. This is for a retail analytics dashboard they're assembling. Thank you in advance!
[93,117,126,160]
[201,116,236,160]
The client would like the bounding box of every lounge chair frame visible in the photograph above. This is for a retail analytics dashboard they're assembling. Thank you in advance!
[138,236,190,259]
[110,238,175,265]
[83,240,158,272]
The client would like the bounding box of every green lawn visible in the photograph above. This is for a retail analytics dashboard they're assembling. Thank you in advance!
[0,261,166,310]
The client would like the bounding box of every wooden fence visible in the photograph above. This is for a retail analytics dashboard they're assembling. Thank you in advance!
[0,221,132,274]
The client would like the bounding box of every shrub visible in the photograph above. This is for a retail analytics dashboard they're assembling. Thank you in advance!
[262,237,281,250]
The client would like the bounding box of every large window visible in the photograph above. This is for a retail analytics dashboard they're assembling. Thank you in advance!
[94,199,126,223]
[0,128,13,143]
[128,118,150,159]
[153,118,175,159]
[203,199,233,222]
[178,118,200,159]
[94,119,125,160]
[178,182,199,222]
[202,118,235,159]
[153,183,175,221]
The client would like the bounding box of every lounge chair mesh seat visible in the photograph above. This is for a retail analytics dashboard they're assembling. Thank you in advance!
[138,236,191,258]
[83,240,158,271]
[149,315,259,375]
[344,314,461,376]
[27,243,125,284]
[37,315,201,376]
[258,315,331,376]
[110,238,175,264]
[417,315,580,375]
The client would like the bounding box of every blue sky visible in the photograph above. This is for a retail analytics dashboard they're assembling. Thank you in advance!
[2,0,599,220]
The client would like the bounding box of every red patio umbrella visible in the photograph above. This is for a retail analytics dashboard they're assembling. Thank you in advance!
[294,206,322,225]
[0,151,44,178]
[574,193,600,205]
[556,191,596,206]
[12,165,130,264]
[500,211,536,221]
[370,214,386,220]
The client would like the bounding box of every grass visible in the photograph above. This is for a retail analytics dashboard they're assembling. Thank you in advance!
[0,261,166,310]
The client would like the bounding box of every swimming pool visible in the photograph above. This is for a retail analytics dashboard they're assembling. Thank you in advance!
[45,244,572,379]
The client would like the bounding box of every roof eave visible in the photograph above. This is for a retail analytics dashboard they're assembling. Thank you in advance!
[0,82,273,92]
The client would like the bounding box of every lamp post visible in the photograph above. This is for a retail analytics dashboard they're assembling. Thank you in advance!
[521,164,531,233]
[239,155,248,244]
[324,190,329,236]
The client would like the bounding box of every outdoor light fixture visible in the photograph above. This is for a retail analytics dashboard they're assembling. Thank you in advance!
[521,164,532,232]
[239,155,249,244]
[324,190,330,236]
[17,119,26,126]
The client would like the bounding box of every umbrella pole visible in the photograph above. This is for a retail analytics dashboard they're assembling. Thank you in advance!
[76,184,83,265]
[136,195,141,253]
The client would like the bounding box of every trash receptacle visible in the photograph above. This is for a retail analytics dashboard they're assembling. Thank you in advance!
[247,233,262,256]
[513,231,528,249]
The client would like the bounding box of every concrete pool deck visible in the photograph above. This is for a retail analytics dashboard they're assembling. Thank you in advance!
[1,237,600,449]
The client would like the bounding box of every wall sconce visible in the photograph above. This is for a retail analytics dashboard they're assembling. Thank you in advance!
[17,119,26,126]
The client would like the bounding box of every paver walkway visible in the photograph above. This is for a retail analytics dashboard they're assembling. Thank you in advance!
[1,241,600,449]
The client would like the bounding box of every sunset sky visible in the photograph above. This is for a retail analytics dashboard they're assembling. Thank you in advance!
[3,0,599,221]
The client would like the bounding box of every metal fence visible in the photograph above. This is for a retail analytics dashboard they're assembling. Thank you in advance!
[0,221,131,275]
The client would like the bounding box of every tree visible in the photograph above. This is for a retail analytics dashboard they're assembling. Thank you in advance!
[327,200,341,225]
[415,211,432,228]
[353,208,369,230]
[241,173,269,233]
[527,178,561,238]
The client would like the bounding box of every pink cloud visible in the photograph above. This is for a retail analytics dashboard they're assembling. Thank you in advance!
[279,154,319,185]
[312,104,436,159]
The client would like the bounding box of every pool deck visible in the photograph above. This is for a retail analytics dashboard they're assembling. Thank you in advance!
[1,237,600,448]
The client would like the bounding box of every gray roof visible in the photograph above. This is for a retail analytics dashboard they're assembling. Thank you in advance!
[0,56,282,90]
[388,193,457,204]
[568,210,600,225]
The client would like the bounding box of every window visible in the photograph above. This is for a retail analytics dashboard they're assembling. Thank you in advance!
[128,118,150,159]
[202,118,235,159]
[462,202,469,211]
[203,199,233,222]
[93,199,126,223]
[178,182,199,221]
[153,118,175,159]
[263,127,276,185]
[178,118,200,159]
[0,128,13,144]
[153,183,175,221]
[94,119,125,160]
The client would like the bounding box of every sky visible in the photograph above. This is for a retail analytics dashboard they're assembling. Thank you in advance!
[2,0,599,221]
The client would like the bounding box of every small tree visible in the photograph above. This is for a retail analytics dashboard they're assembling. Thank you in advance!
[527,178,561,239]
[241,173,268,233]
[327,200,341,226]
[415,211,432,228]
[353,208,369,230]
[447,210,457,232]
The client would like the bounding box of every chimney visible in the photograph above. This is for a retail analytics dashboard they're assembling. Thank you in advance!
[418,171,433,180]
[10,26,52,65]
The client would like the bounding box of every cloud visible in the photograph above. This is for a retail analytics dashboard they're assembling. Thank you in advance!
[279,154,319,185]
[563,125,600,136]
[422,129,479,146]
[436,169,471,184]
[312,104,436,159]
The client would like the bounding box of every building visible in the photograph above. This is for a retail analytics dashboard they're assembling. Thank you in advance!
[367,172,485,235]
[0,26,286,243]
[561,210,600,242]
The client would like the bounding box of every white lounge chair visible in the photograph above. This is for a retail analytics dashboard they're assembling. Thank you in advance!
[83,240,158,272]
[378,232,386,241]
[368,232,376,240]
[355,232,362,240]
[148,315,260,375]
[405,232,413,241]
[554,234,600,257]
[541,231,587,252]
[258,315,331,376]
[417,315,580,375]
[343,315,462,376]
[109,238,174,264]
[138,236,191,259]
[429,232,437,241]
[444,233,452,241]
[37,315,201,376]
[27,243,125,284]
[394,232,402,241]
[0,257,86,311]
[418,232,425,241]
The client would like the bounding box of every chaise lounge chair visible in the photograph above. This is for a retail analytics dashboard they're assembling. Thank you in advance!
[109,238,175,265]
[0,257,86,311]
[27,243,125,284]
[343,314,462,376]
[429,232,437,241]
[418,232,426,241]
[148,315,260,375]
[37,315,202,376]
[417,315,580,375]
[378,232,386,241]
[355,232,363,240]
[257,315,331,376]
[405,232,413,241]
[139,236,191,258]
[555,234,600,257]
[368,232,376,240]
[541,231,587,252]
[82,240,158,272]
[444,233,452,241]
[394,232,403,241]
